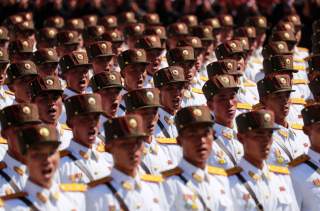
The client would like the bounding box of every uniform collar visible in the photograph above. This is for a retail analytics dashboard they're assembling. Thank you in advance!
[179,158,210,183]
[214,123,236,139]
[111,168,142,191]
[239,158,270,182]
[158,107,175,125]
[2,153,27,176]
[69,139,99,161]
[24,180,61,204]
[144,137,159,155]
[274,123,296,139]
[308,149,320,164]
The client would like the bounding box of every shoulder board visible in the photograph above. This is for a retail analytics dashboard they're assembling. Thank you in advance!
[161,167,183,178]
[60,124,71,131]
[87,176,113,188]
[4,90,14,96]
[293,65,305,71]
[297,47,309,52]
[294,58,305,63]
[0,198,3,207]
[200,76,208,82]
[156,138,177,144]
[252,58,262,64]
[288,154,310,168]
[236,103,252,110]
[268,165,290,174]
[1,192,28,201]
[0,137,7,144]
[207,165,227,176]
[243,80,256,87]
[59,150,71,158]
[141,174,163,183]
[161,56,167,62]
[226,166,243,176]
[191,88,203,94]
[290,123,303,130]
[60,183,87,192]
[290,98,306,105]
[0,162,7,170]
[252,103,264,111]
[292,79,308,85]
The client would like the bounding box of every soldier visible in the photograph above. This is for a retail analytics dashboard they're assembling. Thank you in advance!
[161,105,234,210]
[123,23,145,50]
[0,47,14,109]
[166,22,189,50]
[6,60,38,104]
[228,110,299,211]
[33,48,59,78]
[101,30,125,57]
[0,26,10,48]
[124,88,182,173]
[82,25,105,47]
[35,27,58,49]
[218,14,234,42]
[86,114,166,210]
[8,39,34,62]
[257,75,305,166]
[0,103,41,195]
[56,30,81,57]
[59,93,112,183]
[289,104,320,210]
[59,51,92,97]
[2,124,86,210]
[202,73,243,168]
[30,76,72,150]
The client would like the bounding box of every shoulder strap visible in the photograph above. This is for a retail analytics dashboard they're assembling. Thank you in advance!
[104,181,129,211]
[65,152,95,182]
[140,174,163,183]
[119,104,126,112]
[1,192,38,211]
[214,138,237,165]
[157,119,171,138]
[268,165,290,175]
[0,163,21,193]
[161,167,183,178]
[226,166,243,176]
[60,183,87,192]
[207,166,227,176]
[88,176,113,188]
[292,156,320,175]
[274,140,293,161]
[289,154,310,168]
[140,161,152,174]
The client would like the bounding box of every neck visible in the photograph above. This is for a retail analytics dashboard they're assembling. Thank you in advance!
[115,166,137,177]
[184,156,206,169]
[244,154,264,169]
[145,136,152,144]
[73,138,93,149]
[163,106,175,115]
[215,118,233,128]
[275,118,287,127]
[29,177,52,189]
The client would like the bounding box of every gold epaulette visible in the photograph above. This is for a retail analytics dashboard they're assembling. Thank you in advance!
[191,87,203,94]
[306,100,320,106]
[297,47,309,52]
[0,137,7,144]
[236,103,252,110]
[0,198,3,207]
[60,124,71,131]
[226,166,243,176]
[0,162,7,170]
[294,58,305,63]
[252,58,262,64]
[200,76,208,82]
[59,150,70,158]
[290,98,306,105]
[294,65,305,71]
[96,142,105,153]
[268,165,290,174]
[141,174,163,183]
[4,90,14,96]
[1,192,28,201]
[243,80,256,87]
[156,138,177,144]
[291,123,303,130]
[161,167,183,178]
[288,154,310,168]
[87,176,113,188]
[252,103,264,111]
[292,79,308,85]
[207,165,227,176]
[60,183,87,192]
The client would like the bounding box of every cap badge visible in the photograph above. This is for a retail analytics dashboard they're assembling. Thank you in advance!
[22,106,31,114]
[46,79,54,86]
[230,42,237,49]
[193,108,202,117]
[279,77,287,85]
[227,62,233,69]
[278,43,284,50]
[136,50,143,57]
[101,43,107,49]
[221,76,230,84]
[172,69,179,76]
[264,113,272,122]
[88,97,96,105]
[109,74,116,81]
[146,91,154,100]
[182,49,189,56]
[48,50,54,56]
[24,63,31,70]
[129,118,137,128]
[39,127,50,137]
[77,54,83,60]
[107,17,114,24]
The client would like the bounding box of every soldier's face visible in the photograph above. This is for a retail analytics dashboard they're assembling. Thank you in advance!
[238,129,273,161]
[34,92,63,124]
[12,76,34,103]
[37,63,59,77]
[70,114,100,146]
[92,56,114,74]
[0,63,8,85]
[123,64,147,91]
[146,50,162,75]
[178,125,213,167]
[221,28,233,42]
[98,88,122,118]
[64,68,90,93]
[130,108,159,135]
[262,91,291,122]
[304,123,320,150]
[179,62,196,82]
[160,84,184,113]
[26,145,59,187]
[228,54,245,73]
[110,138,144,173]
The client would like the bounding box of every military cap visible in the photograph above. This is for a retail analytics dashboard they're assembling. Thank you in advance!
[135,35,164,51]
[167,22,189,37]
[313,20,320,33]
[236,110,278,133]
[36,27,58,46]
[91,71,123,92]
[124,88,162,112]
[101,30,124,43]
[262,41,291,59]
[245,16,267,34]
[175,105,214,133]
[82,15,98,27]
[98,16,118,29]
[202,18,221,31]
[218,15,234,28]
[308,75,320,98]
[19,12,33,21]
[0,103,41,130]
[144,26,167,41]
[263,55,297,74]
[87,41,114,60]
[8,39,33,55]
[142,13,161,26]
[65,18,85,32]
[57,30,80,46]
[18,124,60,155]
[283,14,302,30]
[308,54,320,72]
[191,26,214,41]
[118,48,149,70]
[312,32,320,45]
[0,47,9,64]
[215,40,245,60]
[59,51,91,74]
[4,15,24,28]
[118,11,137,25]
[166,46,195,65]
[30,76,63,99]
[273,21,295,33]
[0,26,10,41]
[153,66,187,87]
[180,15,198,28]
[270,31,297,45]
[7,60,37,84]
[234,37,250,52]
[177,36,203,51]
[234,27,256,41]
[202,75,239,100]
[82,25,105,42]
[124,23,145,38]
[257,74,294,97]
[302,104,320,126]
[65,93,104,122]
[15,20,35,34]
[206,59,240,76]
[44,16,65,29]
[33,48,59,65]
[104,114,147,142]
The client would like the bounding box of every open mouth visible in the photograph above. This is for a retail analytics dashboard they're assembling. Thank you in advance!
[88,128,96,139]
[48,107,57,117]
[42,167,53,179]
[79,79,87,87]
[110,103,118,112]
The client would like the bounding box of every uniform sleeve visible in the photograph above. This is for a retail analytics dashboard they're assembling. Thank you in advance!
[290,168,303,210]
[162,178,178,210]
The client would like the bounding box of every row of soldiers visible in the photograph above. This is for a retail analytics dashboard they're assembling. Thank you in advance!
[0,8,318,211]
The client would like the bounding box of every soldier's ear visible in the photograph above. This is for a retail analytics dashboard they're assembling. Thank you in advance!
[176,135,182,146]
[206,99,214,111]
[303,125,311,136]
[237,133,244,144]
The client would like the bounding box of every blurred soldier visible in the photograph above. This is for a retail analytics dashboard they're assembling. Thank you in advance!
[123,23,145,50]
[33,48,59,78]
[0,47,14,109]
[35,27,58,49]
[0,26,10,48]
[56,30,81,57]
[82,25,105,48]
[8,39,34,62]
[218,14,234,42]
[166,22,189,50]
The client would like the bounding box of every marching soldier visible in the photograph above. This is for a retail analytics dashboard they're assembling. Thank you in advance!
[35,27,58,49]
[8,39,34,62]
[2,124,86,211]
[123,22,145,50]
[59,93,112,183]
[166,22,189,50]
[0,47,14,109]
[228,110,299,211]
[56,30,81,57]
[33,48,60,78]
[161,105,234,211]
[86,114,167,210]
[0,26,10,48]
